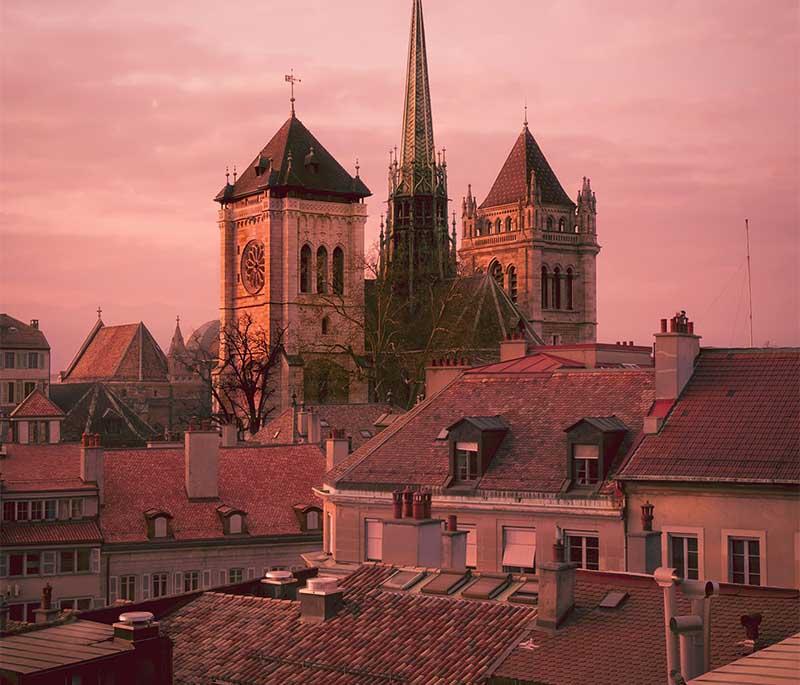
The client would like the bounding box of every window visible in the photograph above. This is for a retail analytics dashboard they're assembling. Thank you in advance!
[669,535,699,580]
[45,500,57,520]
[119,575,136,601]
[300,244,312,293]
[508,266,518,303]
[42,551,56,575]
[502,527,536,574]
[316,246,328,294]
[566,268,574,310]
[184,570,200,592]
[153,516,168,538]
[455,441,479,482]
[25,553,40,576]
[321,317,329,335]
[16,501,29,521]
[59,598,92,612]
[4,352,15,369]
[152,573,168,598]
[60,550,75,574]
[306,510,321,530]
[229,568,244,584]
[573,444,599,485]
[490,261,504,289]
[71,499,84,519]
[77,549,91,573]
[229,514,243,535]
[365,518,383,561]
[566,533,600,570]
[3,501,15,521]
[30,500,43,521]
[23,381,36,397]
[332,247,344,295]
[495,218,502,233]
[558,217,566,232]
[729,538,761,586]
[541,267,549,308]
[27,353,39,369]
[546,216,554,231]
[8,553,24,577]
[505,217,513,232]
[458,523,477,568]
[553,267,562,309]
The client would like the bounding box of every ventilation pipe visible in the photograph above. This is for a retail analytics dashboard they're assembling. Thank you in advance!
[655,567,681,685]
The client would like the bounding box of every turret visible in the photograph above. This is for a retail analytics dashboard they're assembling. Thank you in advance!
[576,176,597,234]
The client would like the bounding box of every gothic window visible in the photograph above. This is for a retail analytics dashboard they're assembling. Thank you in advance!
[495,218,502,234]
[559,217,566,232]
[520,212,525,230]
[321,317,329,335]
[566,268,574,310]
[546,216,554,231]
[300,245,312,293]
[490,261,504,289]
[240,240,265,295]
[508,266,518,303]
[541,266,549,308]
[553,267,562,309]
[332,247,345,295]
[316,246,328,294]
[505,217,513,232]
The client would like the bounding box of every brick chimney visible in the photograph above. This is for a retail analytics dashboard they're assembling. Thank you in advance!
[307,409,321,444]
[299,576,343,623]
[29,319,39,330]
[184,424,218,499]
[425,356,471,399]
[220,423,237,448]
[536,533,578,630]
[113,611,174,680]
[80,433,104,504]
[499,331,528,362]
[654,311,700,403]
[33,583,60,624]
[627,501,661,574]
[325,429,350,471]
[296,405,309,439]
[382,491,442,568]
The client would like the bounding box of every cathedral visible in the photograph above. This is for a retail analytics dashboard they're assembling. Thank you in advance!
[216,0,599,412]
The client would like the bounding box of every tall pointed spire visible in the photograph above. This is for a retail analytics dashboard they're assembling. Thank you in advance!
[400,0,435,169]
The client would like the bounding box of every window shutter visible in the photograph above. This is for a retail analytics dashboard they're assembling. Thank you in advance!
[140,573,150,600]
[202,570,212,589]
[90,548,100,574]
[0,554,7,578]
[174,572,183,594]
[246,567,255,580]
[42,551,57,575]
[109,576,118,604]
[219,569,228,586]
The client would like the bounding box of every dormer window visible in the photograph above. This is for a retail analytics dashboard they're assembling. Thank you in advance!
[455,442,479,482]
[306,509,321,530]
[144,509,173,539]
[293,505,323,532]
[229,514,243,535]
[154,516,168,538]
[573,444,600,485]
[217,505,248,535]
[444,416,509,488]
[564,417,628,490]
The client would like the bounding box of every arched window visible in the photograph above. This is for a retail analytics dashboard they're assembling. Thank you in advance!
[495,218,502,234]
[553,267,562,309]
[508,266,518,303]
[154,517,168,538]
[316,246,328,294]
[306,510,321,530]
[566,268,574,310]
[229,514,243,535]
[321,316,330,335]
[541,266,549,308]
[332,247,344,295]
[520,212,525,230]
[300,245,312,293]
[505,217,513,232]
[558,217,566,233]
[546,216,554,231]
[490,261,504,289]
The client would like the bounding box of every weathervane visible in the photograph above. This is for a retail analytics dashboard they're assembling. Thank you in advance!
[285,70,301,116]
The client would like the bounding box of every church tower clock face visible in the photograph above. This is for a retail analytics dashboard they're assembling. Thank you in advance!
[241,240,265,294]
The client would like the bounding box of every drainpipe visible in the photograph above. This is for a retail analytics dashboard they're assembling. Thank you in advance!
[654,567,680,685]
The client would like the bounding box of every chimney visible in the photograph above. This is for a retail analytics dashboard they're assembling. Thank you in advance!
[113,611,174,679]
[30,319,39,330]
[441,515,467,572]
[655,567,681,684]
[80,433,104,504]
[670,615,703,680]
[299,576,343,623]
[680,580,719,676]
[33,584,60,624]
[296,406,308,439]
[536,533,578,630]
[382,490,442,568]
[654,311,700,402]
[307,409,321,444]
[499,332,528,362]
[425,356,471,398]
[260,570,299,600]
[184,425,219,499]
[325,429,350,471]
[220,423,237,448]
[627,501,661,574]
[738,613,762,655]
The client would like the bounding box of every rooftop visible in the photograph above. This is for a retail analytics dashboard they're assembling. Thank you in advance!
[9,389,64,419]
[0,314,49,350]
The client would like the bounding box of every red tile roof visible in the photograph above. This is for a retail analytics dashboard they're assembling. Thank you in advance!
[329,367,654,492]
[468,352,582,375]
[63,321,168,382]
[0,314,49,349]
[619,349,800,484]
[496,570,800,685]
[0,444,89,492]
[101,444,324,544]
[9,389,65,418]
[480,126,574,210]
[161,564,536,684]
[1,520,102,546]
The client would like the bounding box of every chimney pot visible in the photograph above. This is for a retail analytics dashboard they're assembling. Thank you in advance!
[402,488,414,518]
[392,490,403,519]
[412,491,425,520]
[30,319,39,329]
[629,341,634,347]
[447,514,457,532]
[641,501,655,531]
[661,318,668,333]
[741,613,762,641]
[687,322,694,334]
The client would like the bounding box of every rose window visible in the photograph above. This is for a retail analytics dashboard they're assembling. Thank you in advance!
[241,240,265,294]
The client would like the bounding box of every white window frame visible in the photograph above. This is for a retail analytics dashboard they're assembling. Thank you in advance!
[454,441,480,482]
[152,572,169,598]
[42,551,57,576]
[723,528,767,586]
[306,510,320,531]
[365,518,383,562]
[564,531,600,571]
[119,575,136,602]
[573,444,600,486]
[184,570,200,592]
[70,498,84,519]
[228,514,242,535]
[153,517,168,538]
[662,525,705,580]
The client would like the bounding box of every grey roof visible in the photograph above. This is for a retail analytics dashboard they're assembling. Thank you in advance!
[449,416,510,432]
[0,314,49,350]
[565,416,629,433]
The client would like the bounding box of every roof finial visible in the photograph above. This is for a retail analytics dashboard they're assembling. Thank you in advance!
[232,165,237,183]
[355,157,360,178]
[97,306,102,320]
[285,70,301,116]
[524,101,528,129]
[225,166,230,184]
[176,315,180,326]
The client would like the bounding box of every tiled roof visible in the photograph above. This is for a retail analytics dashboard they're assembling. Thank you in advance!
[216,115,371,203]
[101,444,324,544]
[9,389,65,418]
[496,571,800,685]
[468,352,582,375]
[251,403,402,451]
[62,321,168,382]
[0,444,90,492]
[0,314,49,349]
[480,126,574,210]
[1,520,102,546]
[618,349,800,484]
[329,367,654,491]
[161,564,536,684]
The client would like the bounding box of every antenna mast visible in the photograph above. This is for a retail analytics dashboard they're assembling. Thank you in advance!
[745,218,754,347]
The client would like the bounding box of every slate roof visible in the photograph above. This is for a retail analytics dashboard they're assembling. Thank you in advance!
[618,348,800,484]
[496,571,800,685]
[215,115,371,203]
[9,389,64,419]
[0,314,49,350]
[328,366,654,492]
[251,403,403,451]
[101,444,324,544]
[1,520,103,546]
[186,319,220,359]
[0,444,90,492]
[160,564,536,684]
[480,125,575,210]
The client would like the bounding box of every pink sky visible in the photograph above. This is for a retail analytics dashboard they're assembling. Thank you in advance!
[1,0,798,372]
